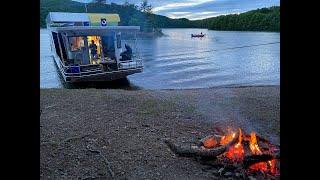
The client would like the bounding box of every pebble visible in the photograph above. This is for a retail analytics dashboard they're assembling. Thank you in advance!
[248,176,257,180]
[211,169,219,174]
[224,172,232,177]
[218,168,224,175]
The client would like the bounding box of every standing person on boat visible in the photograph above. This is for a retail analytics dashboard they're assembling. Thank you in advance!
[89,40,98,59]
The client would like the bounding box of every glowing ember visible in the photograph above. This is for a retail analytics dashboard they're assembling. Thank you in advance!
[225,143,244,161]
[249,162,268,171]
[268,159,279,175]
[203,136,218,148]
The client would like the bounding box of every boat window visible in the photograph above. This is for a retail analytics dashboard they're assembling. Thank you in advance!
[101,36,116,60]
[52,32,62,59]
[116,34,121,48]
[58,33,67,60]
[68,37,85,52]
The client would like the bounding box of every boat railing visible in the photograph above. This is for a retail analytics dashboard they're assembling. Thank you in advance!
[118,56,143,70]
[54,53,142,77]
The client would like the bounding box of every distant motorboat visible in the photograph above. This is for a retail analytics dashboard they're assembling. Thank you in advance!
[191,33,205,38]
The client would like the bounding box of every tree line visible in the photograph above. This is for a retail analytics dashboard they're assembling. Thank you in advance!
[40,0,279,32]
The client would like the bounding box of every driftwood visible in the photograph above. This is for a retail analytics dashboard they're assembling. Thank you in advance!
[164,131,239,157]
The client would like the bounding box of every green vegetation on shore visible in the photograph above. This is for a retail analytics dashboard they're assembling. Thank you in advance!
[194,6,280,32]
[40,0,279,32]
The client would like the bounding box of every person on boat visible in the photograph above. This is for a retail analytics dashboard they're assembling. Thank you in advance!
[201,32,203,35]
[120,44,132,60]
[89,40,98,59]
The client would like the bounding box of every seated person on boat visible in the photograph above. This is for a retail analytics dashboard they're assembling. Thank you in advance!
[120,44,132,61]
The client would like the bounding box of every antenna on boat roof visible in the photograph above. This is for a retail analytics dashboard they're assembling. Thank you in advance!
[85,3,88,13]
[83,0,91,13]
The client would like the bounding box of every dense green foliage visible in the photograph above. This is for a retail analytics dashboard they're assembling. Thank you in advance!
[40,0,279,32]
[194,6,280,31]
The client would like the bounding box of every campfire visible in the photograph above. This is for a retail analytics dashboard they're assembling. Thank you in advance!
[165,128,280,179]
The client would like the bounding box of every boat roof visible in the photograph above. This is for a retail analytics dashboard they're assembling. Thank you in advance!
[46,12,121,26]
[88,13,120,23]
[47,12,90,23]
[51,26,140,35]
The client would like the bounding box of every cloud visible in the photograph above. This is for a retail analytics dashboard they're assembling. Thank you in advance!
[167,11,225,20]
[153,0,214,12]
[170,12,192,15]
[157,0,280,20]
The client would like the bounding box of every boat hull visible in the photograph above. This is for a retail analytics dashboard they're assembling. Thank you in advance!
[191,34,205,37]
[65,68,143,82]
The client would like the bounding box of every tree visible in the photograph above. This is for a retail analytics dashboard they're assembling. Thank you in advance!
[139,0,152,14]
[123,0,130,6]
[137,0,154,32]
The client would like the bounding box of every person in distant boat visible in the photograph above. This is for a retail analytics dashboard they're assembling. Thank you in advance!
[120,44,132,60]
[201,32,203,35]
[89,40,98,59]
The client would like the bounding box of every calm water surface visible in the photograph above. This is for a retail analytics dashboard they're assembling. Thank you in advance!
[40,28,279,89]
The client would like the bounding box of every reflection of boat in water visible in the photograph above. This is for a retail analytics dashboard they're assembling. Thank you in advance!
[46,12,143,83]
[191,34,205,38]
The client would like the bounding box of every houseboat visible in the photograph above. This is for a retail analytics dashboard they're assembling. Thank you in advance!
[46,12,143,82]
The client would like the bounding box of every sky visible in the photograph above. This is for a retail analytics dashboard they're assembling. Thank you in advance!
[75,0,280,20]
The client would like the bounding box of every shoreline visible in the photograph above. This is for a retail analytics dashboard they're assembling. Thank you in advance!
[41,85,279,179]
[40,84,280,91]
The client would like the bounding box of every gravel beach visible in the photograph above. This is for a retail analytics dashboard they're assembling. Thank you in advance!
[40,86,279,179]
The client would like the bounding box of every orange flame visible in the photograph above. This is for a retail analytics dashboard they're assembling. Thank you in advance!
[249,132,262,155]
[223,129,244,161]
[220,131,236,145]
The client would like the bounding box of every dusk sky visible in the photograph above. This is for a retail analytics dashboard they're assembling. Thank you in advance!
[76,0,280,20]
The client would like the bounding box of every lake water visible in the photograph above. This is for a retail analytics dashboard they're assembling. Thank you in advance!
[40,28,279,89]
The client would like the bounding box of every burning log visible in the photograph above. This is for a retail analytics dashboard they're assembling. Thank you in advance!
[243,154,275,168]
[164,131,239,157]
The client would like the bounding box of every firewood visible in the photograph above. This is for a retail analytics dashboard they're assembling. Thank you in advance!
[243,153,280,168]
[197,135,220,147]
[242,141,252,157]
[164,131,239,157]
